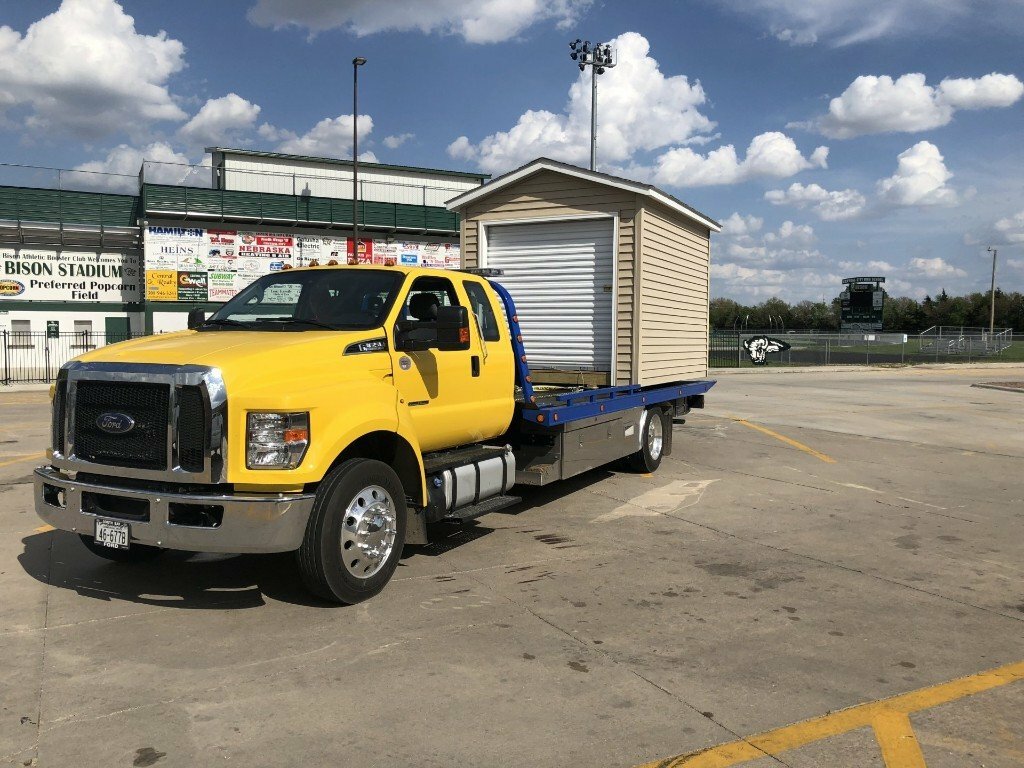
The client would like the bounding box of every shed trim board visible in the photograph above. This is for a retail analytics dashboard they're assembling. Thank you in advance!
[478,213,618,380]
[445,158,721,233]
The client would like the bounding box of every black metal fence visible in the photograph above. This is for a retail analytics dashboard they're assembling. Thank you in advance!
[2,332,136,384]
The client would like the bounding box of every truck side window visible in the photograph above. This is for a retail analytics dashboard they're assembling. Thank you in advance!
[464,282,501,341]
[401,276,460,325]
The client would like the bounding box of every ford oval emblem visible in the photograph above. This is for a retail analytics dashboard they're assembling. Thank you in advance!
[96,412,136,434]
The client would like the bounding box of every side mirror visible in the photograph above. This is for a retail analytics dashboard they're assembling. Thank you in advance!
[394,320,435,352]
[436,305,471,351]
[187,307,206,330]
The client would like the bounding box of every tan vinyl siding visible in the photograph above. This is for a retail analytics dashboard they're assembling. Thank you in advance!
[459,170,638,384]
[638,200,711,384]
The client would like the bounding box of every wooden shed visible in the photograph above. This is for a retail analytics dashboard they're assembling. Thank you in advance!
[446,158,720,386]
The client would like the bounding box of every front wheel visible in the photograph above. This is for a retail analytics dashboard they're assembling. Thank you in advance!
[297,457,407,604]
[627,407,668,473]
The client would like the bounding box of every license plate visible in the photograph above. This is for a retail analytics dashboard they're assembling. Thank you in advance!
[94,519,130,550]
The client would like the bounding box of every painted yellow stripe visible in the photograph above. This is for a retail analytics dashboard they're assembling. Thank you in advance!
[732,419,836,464]
[0,451,45,469]
[35,524,54,533]
[638,659,1024,768]
[872,710,927,768]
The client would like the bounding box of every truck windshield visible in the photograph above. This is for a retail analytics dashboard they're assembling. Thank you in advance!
[202,269,403,331]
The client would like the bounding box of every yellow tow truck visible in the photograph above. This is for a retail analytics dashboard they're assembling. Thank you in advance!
[34,265,712,603]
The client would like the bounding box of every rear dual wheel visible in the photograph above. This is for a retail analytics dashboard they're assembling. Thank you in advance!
[627,407,668,473]
[297,457,407,604]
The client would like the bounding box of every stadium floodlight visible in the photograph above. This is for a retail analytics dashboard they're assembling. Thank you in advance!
[568,39,617,170]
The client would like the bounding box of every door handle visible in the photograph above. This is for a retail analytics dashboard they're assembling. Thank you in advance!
[471,355,480,377]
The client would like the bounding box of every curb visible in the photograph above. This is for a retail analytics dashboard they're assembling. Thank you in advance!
[971,383,1024,394]
[0,383,52,393]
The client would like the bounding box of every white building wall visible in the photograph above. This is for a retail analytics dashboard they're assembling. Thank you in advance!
[219,155,481,207]
[0,309,144,380]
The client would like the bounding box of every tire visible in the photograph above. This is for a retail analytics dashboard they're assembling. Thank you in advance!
[297,457,407,604]
[627,407,668,473]
[79,535,165,563]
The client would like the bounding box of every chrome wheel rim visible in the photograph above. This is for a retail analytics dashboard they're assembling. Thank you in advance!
[646,412,664,460]
[340,485,397,579]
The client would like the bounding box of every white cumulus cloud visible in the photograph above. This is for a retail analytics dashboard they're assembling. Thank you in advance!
[448,31,715,173]
[711,262,841,302]
[765,182,867,221]
[264,114,377,161]
[72,142,201,192]
[994,211,1024,244]
[383,133,414,149]
[647,131,829,188]
[764,221,816,248]
[812,72,1023,139]
[877,141,957,207]
[717,216,823,271]
[247,0,591,43]
[908,257,967,278]
[720,213,764,237]
[0,0,186,137]
[178,94,261,147]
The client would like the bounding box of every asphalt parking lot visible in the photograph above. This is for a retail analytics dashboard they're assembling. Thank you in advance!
[2,365,1023,768]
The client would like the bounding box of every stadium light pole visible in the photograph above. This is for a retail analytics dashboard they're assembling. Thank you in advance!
[569,39,616,171]
[352,57,367,256]
[986,247,998,336]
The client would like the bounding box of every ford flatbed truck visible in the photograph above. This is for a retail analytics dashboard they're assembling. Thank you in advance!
[34,265,714,603]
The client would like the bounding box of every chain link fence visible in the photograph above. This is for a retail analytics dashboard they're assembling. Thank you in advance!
[711,329,1019,368]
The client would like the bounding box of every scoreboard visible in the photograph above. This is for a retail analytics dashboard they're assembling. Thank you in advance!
[840,276,884,331]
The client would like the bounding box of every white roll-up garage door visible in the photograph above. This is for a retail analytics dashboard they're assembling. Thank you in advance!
[484,218,614,371]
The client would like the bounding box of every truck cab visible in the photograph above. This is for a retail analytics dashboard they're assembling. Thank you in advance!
[35,264,711,604]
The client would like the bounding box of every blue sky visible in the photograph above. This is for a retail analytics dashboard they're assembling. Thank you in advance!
[1,0,1022,302]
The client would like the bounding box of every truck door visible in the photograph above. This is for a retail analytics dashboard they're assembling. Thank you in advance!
[390,275,478,452]
[461,279,515,434]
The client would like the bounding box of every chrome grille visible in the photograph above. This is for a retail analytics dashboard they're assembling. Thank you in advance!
[177,386,207,472]
[52,379,67,454]
[56,362,225,483]
[73,381,169,470]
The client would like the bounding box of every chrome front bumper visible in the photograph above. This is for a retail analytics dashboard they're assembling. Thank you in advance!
[34,466,316,554]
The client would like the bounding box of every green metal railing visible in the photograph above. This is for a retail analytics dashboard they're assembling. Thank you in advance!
[142,184,460,234]
[0,185,141,228]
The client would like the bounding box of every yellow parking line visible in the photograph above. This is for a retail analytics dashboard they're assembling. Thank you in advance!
[0,451,45,469]
[872,710,927,767]
[732,419,836,464]
[639,659,1024,767]
[35,524,54,533]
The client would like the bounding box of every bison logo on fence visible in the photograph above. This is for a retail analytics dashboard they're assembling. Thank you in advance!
[743,335,791,365]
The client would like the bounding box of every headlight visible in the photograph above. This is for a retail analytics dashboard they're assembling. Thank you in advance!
[246,412,309,469]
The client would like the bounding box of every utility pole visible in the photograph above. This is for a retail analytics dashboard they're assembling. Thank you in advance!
[352,57,367,259]
[986,247,998,336]
[569,40,616,171]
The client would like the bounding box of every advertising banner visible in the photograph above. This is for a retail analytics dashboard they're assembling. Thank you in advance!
[0,248,142,302]
[145,270,177,301]
[143,224,460,302]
